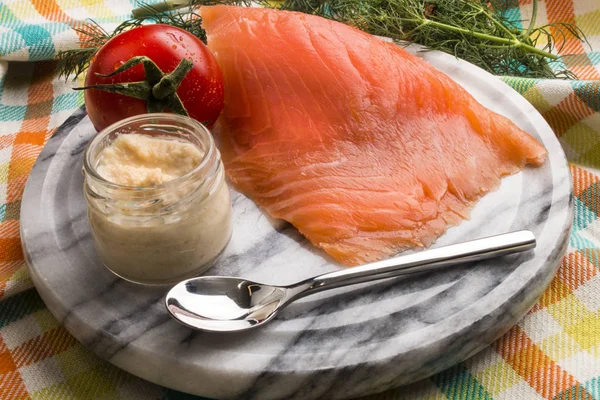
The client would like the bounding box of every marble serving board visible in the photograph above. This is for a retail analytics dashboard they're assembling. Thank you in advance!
[21,45,573,400]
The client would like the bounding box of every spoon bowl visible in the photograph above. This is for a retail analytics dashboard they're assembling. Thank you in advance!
[167,277,287,331]
[166,230,536,332]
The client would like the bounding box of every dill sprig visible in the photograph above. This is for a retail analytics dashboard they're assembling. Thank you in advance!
[57,3,207,80]
[271,0,589,79]
[59,0,589,80]
[57,22,112,80]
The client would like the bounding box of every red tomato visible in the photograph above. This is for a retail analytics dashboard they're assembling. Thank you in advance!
[84,24,224,132]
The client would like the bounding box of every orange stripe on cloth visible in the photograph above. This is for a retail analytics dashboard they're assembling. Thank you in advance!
[559,250,599,291]
[0,261,23,279]
[571,164,599,197]
[0,220,21,239]
[0,261,24,298]
[529,255,570,313]
[542,92,596,136]
[561,52,600,80]
[30,0,70,21]
[8,150,38,175]
[0,337,29,400]
[29,0,90,43]
[0,239,23,263]
[11,143,45,162]
[572,164,600,217]
[0,371,29,400]
[0,134,17,151]
[495,325,592,399]
[7,63,54,204]
[15,131,47,147]
[11,326,78,369]
[0,335,16,374]
[6,176,28,204]
[507,0,597,80]
[24,63,55,104]
[546,0,589,58]
[530,248,598,313]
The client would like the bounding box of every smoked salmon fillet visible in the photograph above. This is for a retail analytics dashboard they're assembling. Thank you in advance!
[201,5,548,266]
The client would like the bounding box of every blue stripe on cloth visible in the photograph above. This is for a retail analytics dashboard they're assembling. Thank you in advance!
[587,51,600,65]
[570,197,598,250]
[0,104,27,122]
[13,24,55,60]
[52,92,84,114]
[584,377,600,398]
[573,197,597,232]
[571,80,600,111]
[503,6,523,29]
[0,31,26,58]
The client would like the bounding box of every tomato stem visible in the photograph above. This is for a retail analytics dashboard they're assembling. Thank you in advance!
[95,56,164,83]
[152,59,194,99]
[75,55,193,116]
[74,81,153,100]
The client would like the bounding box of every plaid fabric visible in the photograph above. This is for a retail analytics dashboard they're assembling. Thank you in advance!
[1,1,600,399]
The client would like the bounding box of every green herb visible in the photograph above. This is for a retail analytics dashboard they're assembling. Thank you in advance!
[271,0,588,78]
[57,4,206,80]
[164,0,588,78]
[60,0,589,80]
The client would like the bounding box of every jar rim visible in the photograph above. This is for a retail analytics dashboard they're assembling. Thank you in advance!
[83,113,216,192]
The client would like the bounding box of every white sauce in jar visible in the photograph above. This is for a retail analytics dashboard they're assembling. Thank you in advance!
[96,134,203,186]
[85,122,232,285]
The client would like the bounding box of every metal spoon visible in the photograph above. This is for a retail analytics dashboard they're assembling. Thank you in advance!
[166,230,535,332]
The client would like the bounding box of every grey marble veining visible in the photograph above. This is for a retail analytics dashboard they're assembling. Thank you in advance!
[20,45,573,400]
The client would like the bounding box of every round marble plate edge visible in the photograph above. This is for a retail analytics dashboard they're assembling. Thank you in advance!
[21,106,89,318]
[20,110,573,399]
[19,46,575,399]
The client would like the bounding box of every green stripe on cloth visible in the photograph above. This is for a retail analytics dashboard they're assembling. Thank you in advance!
[0,288,46,329]
[432,363,494,400]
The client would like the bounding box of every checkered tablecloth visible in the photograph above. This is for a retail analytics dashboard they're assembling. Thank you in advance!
[1,1,599,399]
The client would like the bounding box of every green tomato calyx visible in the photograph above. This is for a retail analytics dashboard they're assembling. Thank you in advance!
[74,56,193,116]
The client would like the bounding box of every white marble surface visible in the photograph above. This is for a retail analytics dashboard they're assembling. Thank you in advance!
[20,45,573,400]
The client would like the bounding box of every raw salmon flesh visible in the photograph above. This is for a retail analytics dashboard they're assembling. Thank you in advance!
[201,5,548,266]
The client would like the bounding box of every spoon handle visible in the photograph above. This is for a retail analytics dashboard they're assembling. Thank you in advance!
[288,230,536,300]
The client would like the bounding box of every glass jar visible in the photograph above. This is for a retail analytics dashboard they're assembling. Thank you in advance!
[83,113,232,285]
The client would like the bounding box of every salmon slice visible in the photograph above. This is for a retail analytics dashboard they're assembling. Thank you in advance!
[201,5,548,266]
